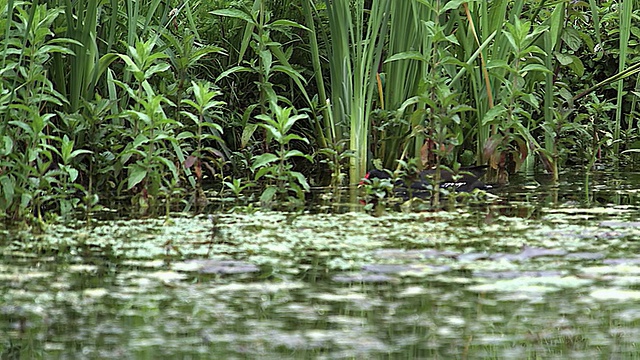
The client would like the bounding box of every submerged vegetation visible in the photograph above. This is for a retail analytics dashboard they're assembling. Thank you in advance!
[0,0,639,220]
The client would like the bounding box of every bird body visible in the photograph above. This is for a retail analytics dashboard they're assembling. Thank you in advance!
[363,166,490,198]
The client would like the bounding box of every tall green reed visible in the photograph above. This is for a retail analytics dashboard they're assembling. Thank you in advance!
[614,0,632,156]
[324,0,390,185]
[377,1,432,169]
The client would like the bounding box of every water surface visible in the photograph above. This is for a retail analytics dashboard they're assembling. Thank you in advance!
[2,169,640,359]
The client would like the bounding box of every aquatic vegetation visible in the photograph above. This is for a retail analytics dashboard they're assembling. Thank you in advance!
[2,177,640,358]
[1,0,640,356]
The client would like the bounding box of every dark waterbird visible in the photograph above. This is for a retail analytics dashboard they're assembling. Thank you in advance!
[363,166,490,198]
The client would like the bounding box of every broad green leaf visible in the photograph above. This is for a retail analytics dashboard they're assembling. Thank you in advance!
[251,153,278,171]
[398,96,421,115]
[117,54,144,81]
[482,104,507,126]
[60,135,74,162]
[555,53,573,66]
[260,186,277,204]
[290,171,310,192]
[450,105,475,114]
[549,3,565,49]
[210,9,254,24]
[384,51,425,63]
[127,164,147,190]
[132,134,150,148]
[202,122,224,133]
[27,148,38,162]
[181,98,200,110]
[8,120,33,135]
[0,175,14,203]
[152,133,171,142]
[215,66,252,82]
[520,45,546,56]
[441,56,467,68]
[20,193,32,209]
[94,53,119,85]
[269,19,309,32]
[241,124,258,148]
[144,63,171,78]
[284,149,312,162]
[177,131,195,140]
[255,114,273,122]
[485,60,510,70]
[520,64,552,74]
[567,55,585,77]
[503,31,518,52]
[202,100,225,112]
[441,0,466,13]
[142,81,156,100]
[259,123,282,140]
[69,149,92,160]
[1,136,12,155]
[284,114,308,133]
[180,111,199,123]
[561,28,583,51]
[282,134,309,145]
[444,33,460,45]
[37,45,75,56]
[254,166,271,181]
[157,156,178,180]
[68,168,79,182]
[259,49,272,77]
[145,52,170,63]
[524,26,549,45]
[271,64,306,82]
[188,46,225,67]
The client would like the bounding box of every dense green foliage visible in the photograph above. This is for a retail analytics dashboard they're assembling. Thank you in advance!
[0,0,638,220]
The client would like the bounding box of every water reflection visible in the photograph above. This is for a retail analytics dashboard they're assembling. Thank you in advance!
[1,169,640,359]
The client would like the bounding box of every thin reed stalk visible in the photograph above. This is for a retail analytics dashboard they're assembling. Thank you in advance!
[614,0,632,156]
[324,0,390,185]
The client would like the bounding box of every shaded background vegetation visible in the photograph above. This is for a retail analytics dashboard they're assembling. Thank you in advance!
[0,0,639,221]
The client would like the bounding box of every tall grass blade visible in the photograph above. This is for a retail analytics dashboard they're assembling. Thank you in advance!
[302,0,329,148]
[614,0,632,156]
[324,0,390,184]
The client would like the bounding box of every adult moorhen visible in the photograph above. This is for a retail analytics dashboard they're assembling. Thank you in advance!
[363,165,490,198]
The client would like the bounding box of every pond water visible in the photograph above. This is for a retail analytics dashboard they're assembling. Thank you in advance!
[2,169,640,359]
